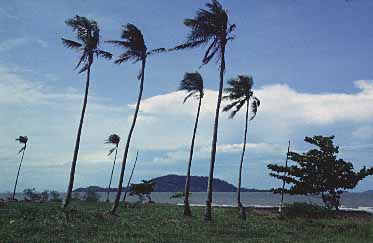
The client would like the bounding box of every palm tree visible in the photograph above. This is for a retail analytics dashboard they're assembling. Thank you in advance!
[61,15,112,208]
[170,0,235,221]
[105,134,121,202]
[12,136,28,200]
[223,75,260,220]
[179,72,204,217]
[107,24,165,214]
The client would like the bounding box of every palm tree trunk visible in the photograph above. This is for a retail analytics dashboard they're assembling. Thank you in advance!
[12,146,26,200]
[204,42,226,221]
[106,146,118,202]
[184,96,202,217]
[237,101,249,220]
[63,63,91,209]
[111,59,146,214]
[279,140,290,213]
[122,151,139,203]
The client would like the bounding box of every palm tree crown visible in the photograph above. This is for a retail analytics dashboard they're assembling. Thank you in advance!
[223,75,260,119]
[179,72,204,103]
[105,134,121,156]
[62,15,112,73]
[107,24,165,77]
[16,136,28,154]
[171,0,235,66]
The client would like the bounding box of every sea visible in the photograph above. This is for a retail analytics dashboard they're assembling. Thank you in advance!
[3,191,373,212]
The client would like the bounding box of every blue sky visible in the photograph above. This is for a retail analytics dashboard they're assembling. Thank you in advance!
[1,0,373,193]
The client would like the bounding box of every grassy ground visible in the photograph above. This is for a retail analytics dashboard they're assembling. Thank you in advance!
[0,202,373,243]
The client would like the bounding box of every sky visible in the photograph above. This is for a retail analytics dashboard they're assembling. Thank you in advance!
[1,0,373,193]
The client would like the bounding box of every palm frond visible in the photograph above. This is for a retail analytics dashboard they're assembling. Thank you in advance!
[229,100,245,118]
[61,38,82,50]
[250,96,260,121]
[18,146,26,154]
[147,48,167,56]
[95,50,112,60]
[107,147,116,156]
[78,63,89,74]
[168,40,207,51]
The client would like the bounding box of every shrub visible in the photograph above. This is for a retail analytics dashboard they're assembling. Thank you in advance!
[281,202,335,219]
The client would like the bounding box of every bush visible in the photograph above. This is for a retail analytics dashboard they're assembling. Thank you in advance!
[281,202,335,219]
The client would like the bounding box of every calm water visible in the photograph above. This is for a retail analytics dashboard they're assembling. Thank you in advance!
[3,191,373,210]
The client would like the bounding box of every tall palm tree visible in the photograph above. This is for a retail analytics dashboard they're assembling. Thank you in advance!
[61,15,112,208]
[179,72,204,217]
[107,24,165,214]
[170,0,235,221]
[223,75,260,220]
[12,136,28,200]
[105,134,121,202]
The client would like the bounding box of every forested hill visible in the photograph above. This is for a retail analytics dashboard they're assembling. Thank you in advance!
[74,174,269,192]
[149,174,268,192]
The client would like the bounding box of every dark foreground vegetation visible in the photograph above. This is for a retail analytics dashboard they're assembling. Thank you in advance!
[1,202,372,243]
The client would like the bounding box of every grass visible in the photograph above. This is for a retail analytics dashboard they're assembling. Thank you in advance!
[0,202,373,243]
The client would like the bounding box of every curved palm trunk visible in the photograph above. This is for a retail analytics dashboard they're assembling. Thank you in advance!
[106,146,118,202]
[111,59,146,214]
[237,101,249,220]
[184,97,202,217]
[122,151,139,203]
[12,146,26,200]
[63,64,91,209]
[204,42,226,221]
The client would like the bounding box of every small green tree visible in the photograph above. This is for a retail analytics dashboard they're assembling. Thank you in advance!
[268,135,373,210]
[129,180,156,203]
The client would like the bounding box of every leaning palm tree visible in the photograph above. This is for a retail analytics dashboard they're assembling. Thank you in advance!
[107,24,165,214]
[170,0,235,221]
[61,15,112,208]
[12,136,28,200]
[122,150,139,203]
[223,75,260,220]
[179,72,204,217]
[105,134,121,202]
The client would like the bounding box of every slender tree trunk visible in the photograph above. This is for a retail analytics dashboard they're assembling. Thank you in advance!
[63,63,91,209]
[12,146,26,200]
[184,97,202,217]
[106,146,118,202]
[237,101,249,220]
[122,151,139,203]
[279,140,290,213]
[111,59,146,214]
[204,42,226,221]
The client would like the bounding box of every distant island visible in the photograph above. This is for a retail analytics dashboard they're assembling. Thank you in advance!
[74,174,269,193]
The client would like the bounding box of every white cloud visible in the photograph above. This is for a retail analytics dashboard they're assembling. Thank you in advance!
[137,80,373,126]
[0,38,48,52]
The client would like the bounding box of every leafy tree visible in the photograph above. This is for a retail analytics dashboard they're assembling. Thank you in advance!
[61,15,112,208]
[129,180,156,203]
[170,0,236,221]
[179,72,204,217]
[12,136,28,200]
[268,135,373,210]
[223,75,260,220]
[107,24,165,214]
[105,134,121,202]
[50,191,61,202]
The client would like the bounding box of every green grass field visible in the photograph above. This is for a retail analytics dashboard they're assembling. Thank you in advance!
[1,202,373,243]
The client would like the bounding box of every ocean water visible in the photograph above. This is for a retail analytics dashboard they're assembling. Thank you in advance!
[3,191,373,210]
